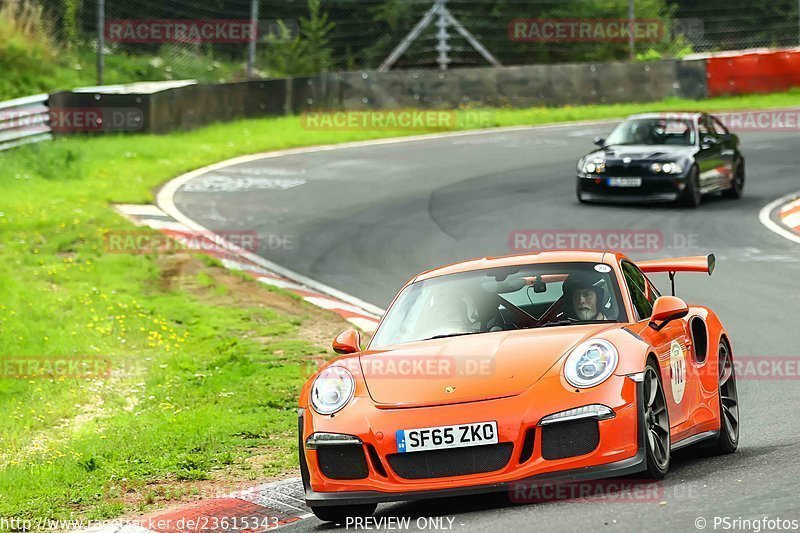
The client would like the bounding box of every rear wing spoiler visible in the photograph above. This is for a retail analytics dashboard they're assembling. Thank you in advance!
[636,254,715,295]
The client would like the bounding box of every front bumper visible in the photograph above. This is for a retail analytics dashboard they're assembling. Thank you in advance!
[577,174,686,204]
[299,373,645,507]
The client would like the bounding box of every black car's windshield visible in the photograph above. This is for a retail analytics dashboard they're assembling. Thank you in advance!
[370,262,627,348]
[605,118,696,146]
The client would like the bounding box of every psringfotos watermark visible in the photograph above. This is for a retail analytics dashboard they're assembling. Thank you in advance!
[509,229,698,254]
[509,18,664,42]
[0,356,111,380]
[301,355,495,380]
[509,478,664,504]
[694,516,800,531]
[300,109,495,131]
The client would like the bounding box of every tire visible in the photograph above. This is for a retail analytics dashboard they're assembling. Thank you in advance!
[709,341,739,454]
[722,160,745,199]
[639,359,670,480]
[679,166,702,208]
[310,503,378,524]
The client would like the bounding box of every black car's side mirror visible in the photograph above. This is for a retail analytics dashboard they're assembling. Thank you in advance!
[700,135,719,148]
[593,137,606,147]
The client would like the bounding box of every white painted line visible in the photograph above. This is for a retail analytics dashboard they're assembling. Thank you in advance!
[348,317,380,332]
[114,204,168,216]
[759,191,800,245]
[303,296,376,316]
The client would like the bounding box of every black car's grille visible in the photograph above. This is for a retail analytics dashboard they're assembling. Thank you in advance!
[316,444,369,480]
[603,162,653,177]
[541,419,600,460]
[387,443,514,480]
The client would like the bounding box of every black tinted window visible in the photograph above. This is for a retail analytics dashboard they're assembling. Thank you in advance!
[621,262,656,321]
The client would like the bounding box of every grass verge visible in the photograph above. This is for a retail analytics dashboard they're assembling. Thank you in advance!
[2,88,800,522]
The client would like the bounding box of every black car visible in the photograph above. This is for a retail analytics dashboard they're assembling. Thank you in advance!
[576,112,745,207]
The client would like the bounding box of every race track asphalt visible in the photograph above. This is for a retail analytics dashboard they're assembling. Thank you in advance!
[171,121,800,532]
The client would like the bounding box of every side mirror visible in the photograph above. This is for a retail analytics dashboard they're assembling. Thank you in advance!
[649,296,689,331]
[333,329,362,354]
[700,135,718,149]
[593,137,606,147]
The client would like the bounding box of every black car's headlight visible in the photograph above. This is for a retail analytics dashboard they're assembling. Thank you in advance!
[581,159,606,174]
[564,339,618,388]
[650,162,683,174]
[311,366,355,415]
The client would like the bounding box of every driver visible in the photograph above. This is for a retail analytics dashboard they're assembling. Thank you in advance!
[563,273,607,321]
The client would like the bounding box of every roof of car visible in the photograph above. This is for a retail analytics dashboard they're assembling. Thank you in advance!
[413,250,613,282]
[626,111,705,120]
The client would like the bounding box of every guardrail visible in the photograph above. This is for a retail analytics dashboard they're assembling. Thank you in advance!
[0,94,52,152]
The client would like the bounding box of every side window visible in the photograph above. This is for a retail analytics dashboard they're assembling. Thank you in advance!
[621,262,656,321]
[711,117,728,136]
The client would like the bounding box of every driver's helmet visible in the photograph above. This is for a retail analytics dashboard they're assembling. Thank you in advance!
[562,273,605,318]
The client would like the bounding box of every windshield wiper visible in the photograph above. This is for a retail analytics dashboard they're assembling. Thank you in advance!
[539,320,618,328]
[423,331,482,341]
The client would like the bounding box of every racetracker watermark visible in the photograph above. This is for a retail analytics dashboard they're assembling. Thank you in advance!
[509,229,698,254]
[300,110,494,131]
[0,357,111,379]
[509,479,664,504]
[0,108,143,133]
[302,356,495,380]
[106,19,253,43]
[509,18,664,42]
[662,110,800,132]
[731,357,800,380]
[104,230,265,254]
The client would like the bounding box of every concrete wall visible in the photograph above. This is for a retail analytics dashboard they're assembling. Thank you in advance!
[50,58,709,134]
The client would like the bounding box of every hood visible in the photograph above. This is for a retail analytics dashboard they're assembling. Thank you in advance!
[584,144,694,161]
[359,324,617,408]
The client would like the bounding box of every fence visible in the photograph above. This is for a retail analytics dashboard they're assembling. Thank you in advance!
[11,0,800,93]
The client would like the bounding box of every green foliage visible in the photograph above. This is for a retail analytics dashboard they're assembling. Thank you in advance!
[263,0,336,77]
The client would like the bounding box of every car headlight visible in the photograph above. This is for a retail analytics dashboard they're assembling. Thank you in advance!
[311,366,355,415]
[582,160,606,174]
[564,339,618,388]
[650,162,683,174]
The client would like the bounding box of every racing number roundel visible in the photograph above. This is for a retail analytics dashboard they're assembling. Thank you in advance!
[669,340,686,404]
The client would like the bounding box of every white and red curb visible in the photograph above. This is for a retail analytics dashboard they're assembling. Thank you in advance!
[759,191,800,246]
[84,478,311,533]
[114,204,382,333]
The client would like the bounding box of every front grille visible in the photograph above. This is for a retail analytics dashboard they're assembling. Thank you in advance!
[603,163,652,177]
[316,444,369,480]
[387,443,513,480]
[541,419,600,460]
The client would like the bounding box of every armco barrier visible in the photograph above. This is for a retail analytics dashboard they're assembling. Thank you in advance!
[706,48,800,96]
[0,94,52,152]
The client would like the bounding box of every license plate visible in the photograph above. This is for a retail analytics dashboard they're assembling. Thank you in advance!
[396,421,498,453]
[608,177,642,187]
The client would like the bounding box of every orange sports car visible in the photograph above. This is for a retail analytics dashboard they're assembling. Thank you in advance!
[298,251,739,522]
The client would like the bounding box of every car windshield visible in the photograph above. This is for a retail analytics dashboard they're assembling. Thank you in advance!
[369,262,627,348]
[605,118,696,146]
